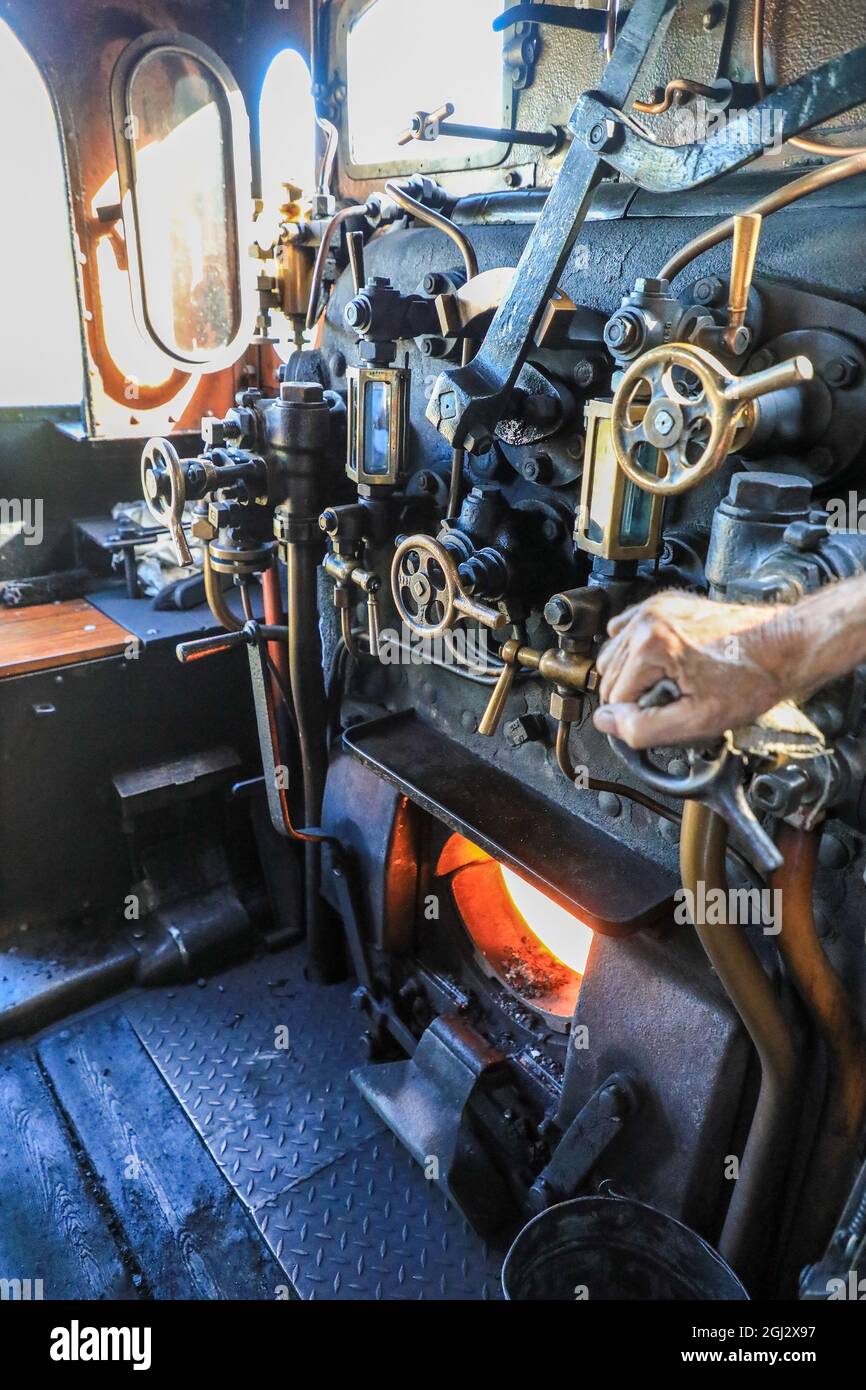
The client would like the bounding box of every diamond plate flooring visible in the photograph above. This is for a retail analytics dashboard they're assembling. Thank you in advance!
[125,949,503,1299]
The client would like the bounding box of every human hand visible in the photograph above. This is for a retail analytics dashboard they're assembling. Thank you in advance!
[592,591,789,749]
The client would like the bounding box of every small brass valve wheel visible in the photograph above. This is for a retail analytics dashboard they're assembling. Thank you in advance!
[141,437,193,567]
[391,534,507,639]
[610,343,813,496]
[479,638,598,738]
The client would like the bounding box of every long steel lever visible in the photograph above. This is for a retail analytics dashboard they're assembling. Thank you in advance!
[426,3,866,454]
[425,0,680,454]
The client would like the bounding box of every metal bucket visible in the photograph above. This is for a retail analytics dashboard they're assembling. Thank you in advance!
[502,1196,749,1301]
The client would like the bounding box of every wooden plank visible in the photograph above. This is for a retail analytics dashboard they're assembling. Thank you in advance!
[39,1013,286,1300]
[0,599,132,679]
[0,1048,135,1299]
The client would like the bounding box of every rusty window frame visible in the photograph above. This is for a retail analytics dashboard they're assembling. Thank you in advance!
[109,29,255,373]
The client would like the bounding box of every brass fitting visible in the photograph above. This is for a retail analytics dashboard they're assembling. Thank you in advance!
[479,636,597,738]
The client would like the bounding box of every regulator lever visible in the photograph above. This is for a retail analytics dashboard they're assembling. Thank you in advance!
[607,679,783,875]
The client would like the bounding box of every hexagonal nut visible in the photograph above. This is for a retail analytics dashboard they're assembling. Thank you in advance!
[279,380,325,405]
[549,690,582,723]
[504,714,545,748]
[823,353,860,389]
[309,193,336,220]
[727,470,812,516]
[190,516,217,542]
[463,431,494,456]
[201,417,229,449]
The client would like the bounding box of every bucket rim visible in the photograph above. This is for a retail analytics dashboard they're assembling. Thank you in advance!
[501,1194,749,1302]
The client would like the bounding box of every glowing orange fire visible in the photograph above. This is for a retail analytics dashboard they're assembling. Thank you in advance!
[437,834,595,1018]
[499,865,594,977]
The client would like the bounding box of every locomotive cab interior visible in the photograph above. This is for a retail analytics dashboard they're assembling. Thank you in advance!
[4,0,866,1319]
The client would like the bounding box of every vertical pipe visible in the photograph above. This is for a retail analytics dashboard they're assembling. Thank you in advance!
[269,383,343,981]
[680,803,800,1286]
[772,825,866,1260]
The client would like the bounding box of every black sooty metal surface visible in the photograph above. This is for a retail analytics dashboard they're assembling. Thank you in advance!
[127,949,503,1299]
[343,711,676,934]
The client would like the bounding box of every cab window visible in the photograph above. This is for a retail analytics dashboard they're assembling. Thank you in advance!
[0,18,83,409]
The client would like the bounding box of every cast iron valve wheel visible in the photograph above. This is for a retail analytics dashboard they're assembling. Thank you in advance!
[610,342,813,496]
[391,534,506,639]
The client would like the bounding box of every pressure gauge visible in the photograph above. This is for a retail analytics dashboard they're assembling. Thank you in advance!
[347,364,411,492]
[575,398,664,562]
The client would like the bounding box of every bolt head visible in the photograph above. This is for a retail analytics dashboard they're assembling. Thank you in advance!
[653,409,675,437]
[727,470,812,515]
[634,277,669,297]
[573,359,597,389]
[692,278,715,305]
[280,381,325,404]
[824,354,860,389]
[464,431,493,456]
[586,119,620,153]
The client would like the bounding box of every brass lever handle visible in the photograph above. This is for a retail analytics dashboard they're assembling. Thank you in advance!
[725,212,762,352]
[366,590,381,658]
[478,639,521,737]
[479,639,598,738]
[346,230,366,295]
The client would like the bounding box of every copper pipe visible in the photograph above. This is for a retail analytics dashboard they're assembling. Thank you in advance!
[753,0,866,159]
[556,718,682,823]
[384,181,478,283]
[384,180,479,518]
[306,203,370,331]
[680,802,800,1284]
[660,149,866,282]
[633,78,725,116]
[772,825,866,1253]
[262,559,289,703]
[203,543,243,632]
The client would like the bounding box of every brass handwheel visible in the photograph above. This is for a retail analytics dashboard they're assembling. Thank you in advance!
[391,534,506,639]
[141,437,193,566]
[610,342,813,496]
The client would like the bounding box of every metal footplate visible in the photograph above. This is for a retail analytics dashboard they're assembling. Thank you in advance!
[352,1013,524,1245]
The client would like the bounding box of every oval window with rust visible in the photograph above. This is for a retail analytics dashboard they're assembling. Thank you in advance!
[111,32,254,371]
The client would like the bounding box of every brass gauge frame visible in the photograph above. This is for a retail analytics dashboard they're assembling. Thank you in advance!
[575,399,664,562]
[347,364,411,490]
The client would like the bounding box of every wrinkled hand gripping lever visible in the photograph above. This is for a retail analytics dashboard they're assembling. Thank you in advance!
[607,680,784,877]
[426,0,866,454]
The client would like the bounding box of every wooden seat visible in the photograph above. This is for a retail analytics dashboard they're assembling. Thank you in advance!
[0,599,133,679]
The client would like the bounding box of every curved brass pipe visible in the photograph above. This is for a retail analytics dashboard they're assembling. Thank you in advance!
[306,203,370,331]
[383,180,479,283]
[384,179,478,517]
[680,802,800,1283]
[203,543,243,632]
[772,825,866,1252]
[660,150,866,282]
[633,78,726,116]
[753,0,866,160]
